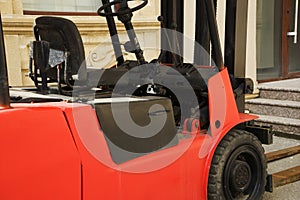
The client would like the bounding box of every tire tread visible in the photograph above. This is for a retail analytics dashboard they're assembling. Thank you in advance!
[207,129,266,200]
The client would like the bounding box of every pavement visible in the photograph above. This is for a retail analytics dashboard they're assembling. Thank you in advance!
[262,136,300,200]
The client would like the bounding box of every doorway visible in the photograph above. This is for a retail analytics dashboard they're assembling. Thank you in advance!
[257,0,300,81]
[283,0,300,77]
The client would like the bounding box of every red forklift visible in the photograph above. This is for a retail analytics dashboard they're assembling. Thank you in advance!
[0,0,287,199]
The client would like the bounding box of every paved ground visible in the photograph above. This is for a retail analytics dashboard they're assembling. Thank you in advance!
[262,136,300,200]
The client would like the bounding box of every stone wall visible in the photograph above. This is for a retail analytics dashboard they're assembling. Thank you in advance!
[1,0,160,86]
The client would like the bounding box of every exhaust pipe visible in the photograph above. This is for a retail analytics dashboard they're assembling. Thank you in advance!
[0,14,10,109]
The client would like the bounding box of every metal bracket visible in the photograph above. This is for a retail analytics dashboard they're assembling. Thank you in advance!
[265,174,273,193]
[245,123,273,145]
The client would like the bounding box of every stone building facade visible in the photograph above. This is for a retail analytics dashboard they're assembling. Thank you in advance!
[1,0,160,86]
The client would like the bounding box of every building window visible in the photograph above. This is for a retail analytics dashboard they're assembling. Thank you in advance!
[256,0,282,80]
[23,0,102,15]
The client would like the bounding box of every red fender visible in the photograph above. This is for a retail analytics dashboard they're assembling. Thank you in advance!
[198,68,258,199]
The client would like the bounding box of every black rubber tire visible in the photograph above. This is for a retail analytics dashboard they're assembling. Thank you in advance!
[208,129,267,200]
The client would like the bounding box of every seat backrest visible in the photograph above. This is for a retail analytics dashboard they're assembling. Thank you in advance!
[34,16,86,83]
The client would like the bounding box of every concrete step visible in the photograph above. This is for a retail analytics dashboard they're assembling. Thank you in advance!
[258,79,300,101]
[246,98,300,120]
[260,89,300,102]
[253,114,300,138]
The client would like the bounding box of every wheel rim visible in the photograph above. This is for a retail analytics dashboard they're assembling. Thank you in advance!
[223,145,263,200]
[230,160,252,193]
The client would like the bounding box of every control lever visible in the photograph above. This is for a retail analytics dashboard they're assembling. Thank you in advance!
[157,16,167,63]
[117,1,146,65]
[101,0,124,66]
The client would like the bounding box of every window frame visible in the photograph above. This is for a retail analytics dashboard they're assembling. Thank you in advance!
[23,10,98,16]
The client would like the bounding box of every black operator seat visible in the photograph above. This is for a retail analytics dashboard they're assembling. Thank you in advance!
[30,16,87,93]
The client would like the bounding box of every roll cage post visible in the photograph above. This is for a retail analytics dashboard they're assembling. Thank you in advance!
[0,14,10,109]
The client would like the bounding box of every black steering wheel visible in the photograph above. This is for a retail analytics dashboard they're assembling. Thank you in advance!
[97,0,148,17]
